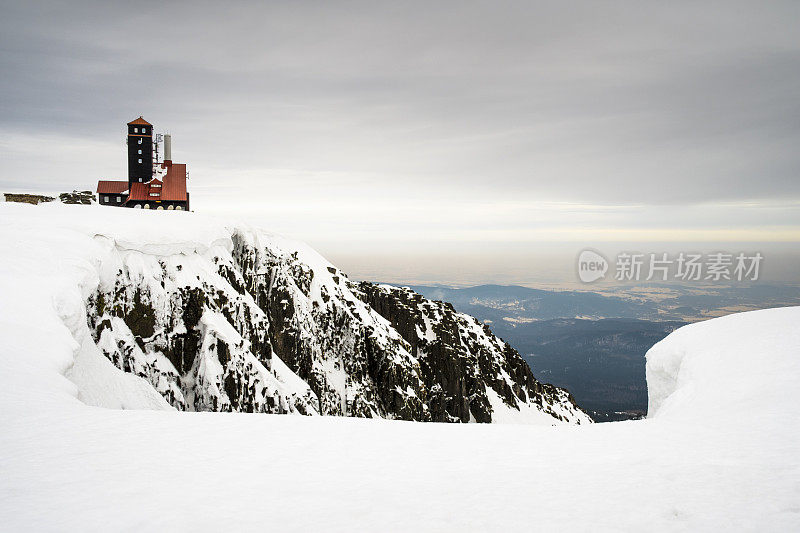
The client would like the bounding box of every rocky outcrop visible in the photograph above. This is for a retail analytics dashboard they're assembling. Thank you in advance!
[84,227,591,424]
[59,190,95,204]
[3,193,55,205]
[3,190,94,205]
[230,230,428,420]
[87,239,318,415]
[354,283,590,423]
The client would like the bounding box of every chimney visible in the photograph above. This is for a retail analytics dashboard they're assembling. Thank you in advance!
[164,134,172,164]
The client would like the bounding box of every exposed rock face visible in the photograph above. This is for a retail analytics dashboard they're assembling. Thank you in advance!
[230,231,428,420]
[85,227,591,424]
[354,283,589,423]
[87,237,318,415]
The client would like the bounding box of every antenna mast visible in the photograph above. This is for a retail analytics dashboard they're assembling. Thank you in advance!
[153,133,164,164]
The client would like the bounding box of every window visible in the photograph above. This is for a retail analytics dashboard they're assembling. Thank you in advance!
[116,196,121,203]
[150,193,159,197]
[138,138,142,145]
[138,158,142,163]
[152,183,161,188]
[138,149,142,154]
[139,178,143,182]
[102,196,107,203]
[134,127,138,133]
[144,204,151,209]
[141,128,146,133]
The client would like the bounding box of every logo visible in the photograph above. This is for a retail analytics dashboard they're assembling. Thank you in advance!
[577,249,608,283]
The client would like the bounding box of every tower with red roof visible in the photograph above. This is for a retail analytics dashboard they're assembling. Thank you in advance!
[96,117,190,211]
[127,116,153,185]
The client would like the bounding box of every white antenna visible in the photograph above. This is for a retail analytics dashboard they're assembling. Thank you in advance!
[153,133,164,164]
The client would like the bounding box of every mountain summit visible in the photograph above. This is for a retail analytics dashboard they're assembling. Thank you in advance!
[11,203,590,424]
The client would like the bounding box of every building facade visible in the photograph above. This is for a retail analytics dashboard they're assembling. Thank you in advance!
[97,117,190,211]
[127,117,153,185]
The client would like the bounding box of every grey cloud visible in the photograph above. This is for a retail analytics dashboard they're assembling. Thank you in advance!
[2,1,800,206]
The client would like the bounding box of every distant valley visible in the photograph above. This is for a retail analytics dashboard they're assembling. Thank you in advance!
[407,283,800,421]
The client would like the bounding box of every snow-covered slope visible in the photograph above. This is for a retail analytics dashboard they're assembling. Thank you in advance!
[1,203,798,531]
[0,202,587,424]
[646,307,800,424]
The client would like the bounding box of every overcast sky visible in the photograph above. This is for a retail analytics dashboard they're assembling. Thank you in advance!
[2,1,799,284]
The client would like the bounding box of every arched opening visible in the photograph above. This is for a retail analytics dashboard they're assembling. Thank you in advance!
[156,205,164,210]
[167,205,174,210]
[175,206,183,211]
[133,204,142,209]
[144,204,151,209]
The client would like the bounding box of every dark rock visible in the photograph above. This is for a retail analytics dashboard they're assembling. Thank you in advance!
[124,289,156,339]
[4,193,55,205]
[59,190,95,205]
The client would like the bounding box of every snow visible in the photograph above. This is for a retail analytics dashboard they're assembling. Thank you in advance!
[70,316,175,410]
[1,203,799,530]
[483,386,563,425]
[646,306,800,424]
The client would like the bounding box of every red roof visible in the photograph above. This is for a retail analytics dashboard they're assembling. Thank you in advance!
[162,163,187,201]
[125,163,187,203]
[127,116,152,126]
[126,182,149,202]
[97,180,128,194]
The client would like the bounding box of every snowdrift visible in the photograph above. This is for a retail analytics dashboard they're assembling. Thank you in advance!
[646,306,800,423]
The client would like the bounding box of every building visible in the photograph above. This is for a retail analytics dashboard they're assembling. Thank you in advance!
[96,117,190,210]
